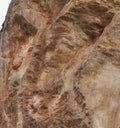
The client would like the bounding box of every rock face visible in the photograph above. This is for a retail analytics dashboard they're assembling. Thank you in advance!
[0,0,120,127]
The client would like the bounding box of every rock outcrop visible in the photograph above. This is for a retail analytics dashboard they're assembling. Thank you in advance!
[0,0,120,128]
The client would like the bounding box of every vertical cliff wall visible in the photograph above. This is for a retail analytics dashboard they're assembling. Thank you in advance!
[0,0,120,128]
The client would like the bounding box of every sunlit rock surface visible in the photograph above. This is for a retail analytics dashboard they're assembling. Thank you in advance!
[0,0,120,128]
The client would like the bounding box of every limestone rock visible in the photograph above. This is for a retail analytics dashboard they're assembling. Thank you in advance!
[0,0,120,128]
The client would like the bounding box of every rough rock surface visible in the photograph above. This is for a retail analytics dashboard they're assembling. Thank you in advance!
[0,0,120,128]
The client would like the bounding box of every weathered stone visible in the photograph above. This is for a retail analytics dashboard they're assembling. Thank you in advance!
[0,0,120,128]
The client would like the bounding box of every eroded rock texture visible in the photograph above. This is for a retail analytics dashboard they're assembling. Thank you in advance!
[0,0,120,128]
